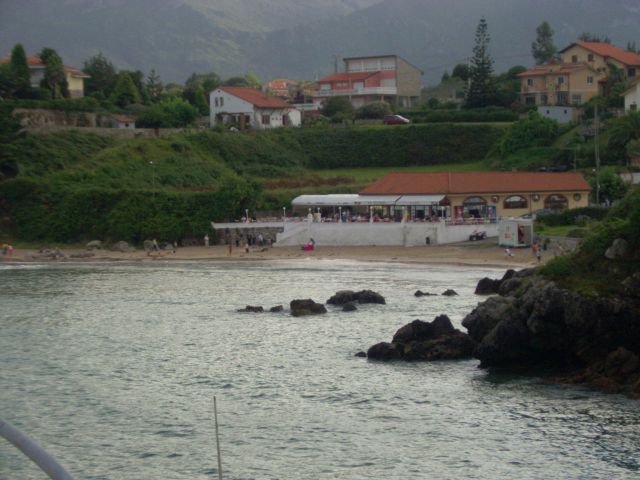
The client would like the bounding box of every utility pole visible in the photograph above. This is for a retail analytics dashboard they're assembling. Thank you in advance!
[594,103,600,205]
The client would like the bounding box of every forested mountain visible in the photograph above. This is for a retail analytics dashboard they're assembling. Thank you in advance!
[1,0,638,83]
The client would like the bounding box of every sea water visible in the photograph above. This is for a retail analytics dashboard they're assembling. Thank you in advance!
[0,260,639,479]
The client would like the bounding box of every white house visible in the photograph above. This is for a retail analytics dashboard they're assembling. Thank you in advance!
[622,80,640,113]
[209,86,301,129]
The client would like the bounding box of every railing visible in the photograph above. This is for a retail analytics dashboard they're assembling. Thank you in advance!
[314,87,398,97]
[0,418,75,480]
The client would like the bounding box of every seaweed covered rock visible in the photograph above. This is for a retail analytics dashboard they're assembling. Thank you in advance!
[367,315,475,361]
[327,290,385,305]
[475,269,515,295]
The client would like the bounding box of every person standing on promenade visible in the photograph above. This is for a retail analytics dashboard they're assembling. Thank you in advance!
[204,234,210,248]
[536,246,542,263]
[531,242,538,261]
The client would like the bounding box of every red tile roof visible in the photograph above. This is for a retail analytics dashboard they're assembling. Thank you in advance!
[0,55,89,77]
[266,78,298,90]
[518,64,591,77]
[562,41,640,66]
[218,86,293,109]
[317,72,378,83]
[360,172,590,195]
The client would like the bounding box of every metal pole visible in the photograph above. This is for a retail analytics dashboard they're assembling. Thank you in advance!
[594,103,600,205]
[213,397,223,480]
[0,418,74,480]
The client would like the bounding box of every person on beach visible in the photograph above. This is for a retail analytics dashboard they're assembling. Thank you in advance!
[204,234,210,248]
[536,247,542,263]
[504,247,514,257]
[152,239,159,252]
[228,243,232,255]
[531,242,538,260]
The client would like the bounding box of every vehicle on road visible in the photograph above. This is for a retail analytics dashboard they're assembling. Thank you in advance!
[383,114,410,125]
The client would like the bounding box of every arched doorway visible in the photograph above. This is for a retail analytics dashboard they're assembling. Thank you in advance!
[462,196,487,218]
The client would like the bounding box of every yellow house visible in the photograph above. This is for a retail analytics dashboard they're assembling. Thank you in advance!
[559,41,640,79]
[0,55,89,98]
[519,40,640,107]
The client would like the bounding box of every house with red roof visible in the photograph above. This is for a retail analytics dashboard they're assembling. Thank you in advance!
[313,55,422,109]
[0,55,89,98]
[264,78,298,100]
[209,86,301,129]
[518,41,640,111]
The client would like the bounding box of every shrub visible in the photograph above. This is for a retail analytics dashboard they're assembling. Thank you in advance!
[136,97,198,128]
[497,111,559,157]
[355,101,392,119]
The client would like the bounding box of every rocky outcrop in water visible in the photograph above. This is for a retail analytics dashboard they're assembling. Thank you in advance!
[462,273,640,397]
[290,299,327,317]
[414,290,437,297]
[237,305,264,313]
[441,289,458,296]
[367,315,476,361]
[327,290,385,305]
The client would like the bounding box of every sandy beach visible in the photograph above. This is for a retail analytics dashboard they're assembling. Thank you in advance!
[3,239,553,268]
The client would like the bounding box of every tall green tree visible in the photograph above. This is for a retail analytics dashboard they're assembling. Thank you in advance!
[146,69,163,101]
[110,72,141,107]
[452,63,470,81]
[531,21,557,64]
[39,48,69,98]
[194,85,209,116]
[465,17,496,109]
[119,70,148,103]
[10,43,31,97]
[82,52,117,97]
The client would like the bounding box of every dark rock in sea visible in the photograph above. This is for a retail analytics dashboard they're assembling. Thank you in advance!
[462,272,640,397]
[475,269,515,295]
[367,315,476,361]
[342,302,357,312]
[441,289,458,296]
[354,351,367,358]
[237,305,264,313]
[415,290,437,297]
[290,299,327,317]
[327,290,385,305]
[269,305,283,312]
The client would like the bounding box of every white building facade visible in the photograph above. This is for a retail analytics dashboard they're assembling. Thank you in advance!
[209,86,301,130]
[623,81,640,113]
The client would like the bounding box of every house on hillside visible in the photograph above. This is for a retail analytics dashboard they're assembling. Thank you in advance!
[271,172,590,247]
[111,114,135,129]
[518,41,640,114]
[264,78,298,100]
[622,79,640,112]
[0,55,89,98]
[313,54,422,109]
[209,86,301,130]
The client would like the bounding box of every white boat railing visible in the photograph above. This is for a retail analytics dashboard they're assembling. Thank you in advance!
[0,418,75,480]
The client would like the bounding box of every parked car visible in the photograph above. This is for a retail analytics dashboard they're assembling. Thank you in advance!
[383,114,410,125]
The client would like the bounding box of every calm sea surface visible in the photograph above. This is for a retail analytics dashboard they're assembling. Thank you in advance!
[1,260,639,480]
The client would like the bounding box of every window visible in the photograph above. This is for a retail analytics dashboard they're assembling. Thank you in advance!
[588,54,594,62]
[262,115,270,125]
[544,194,568,211]
[628,68,636,77]
[557,92,569,105]
[557,76,565,85]
[573,193,582,201]
[504,195,528,209]
[525,95,536,105]
[220,97,224,107]
[214,98,219,107]
[631,103,638,112]
[463,196,487,206]
[540,94,548,105]
[571,55,578,63]
[320,83,331,91]
[527,78,534,86]
[587,76,594,85]
[572,94,582,104]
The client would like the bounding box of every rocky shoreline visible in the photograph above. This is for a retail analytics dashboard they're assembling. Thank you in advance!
[366,267,640,399]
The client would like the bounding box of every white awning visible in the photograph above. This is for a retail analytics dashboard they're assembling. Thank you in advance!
[396,195,445,205]
[353,195,400,206]
[291,194,400,206]
[292,194,359,206]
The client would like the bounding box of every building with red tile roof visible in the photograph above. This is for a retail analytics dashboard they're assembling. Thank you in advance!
[265,78,298,99]
[209,86,300,129]
[360,172,590,219]
[313,55,422,110]
[0,55,89,98]
[519,40,640,111]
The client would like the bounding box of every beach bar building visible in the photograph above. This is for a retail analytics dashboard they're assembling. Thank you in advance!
[273,172,590,246]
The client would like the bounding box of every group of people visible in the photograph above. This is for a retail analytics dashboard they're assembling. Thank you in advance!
[504,242,543,263]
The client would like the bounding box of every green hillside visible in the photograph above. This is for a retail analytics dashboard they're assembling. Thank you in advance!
[0,123,505,243]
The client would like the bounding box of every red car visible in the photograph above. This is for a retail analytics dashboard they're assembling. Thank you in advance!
[383,114,410,125]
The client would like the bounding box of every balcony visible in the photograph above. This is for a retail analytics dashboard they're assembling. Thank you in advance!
[314,86,398,97]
